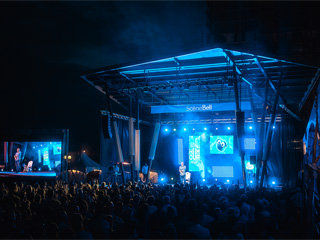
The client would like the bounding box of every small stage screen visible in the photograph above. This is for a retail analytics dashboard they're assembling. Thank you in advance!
[244,138,256,150]
[212,166,233,177]
[19,141,62,171]
[210,135,234,154]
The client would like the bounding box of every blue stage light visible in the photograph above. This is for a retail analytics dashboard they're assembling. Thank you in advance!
[33,146,35,149]
[249,126,253,130]
[216,127,218,130]
[193,128,195,131]
[173,128,176,131]
[202,178,206,182]
[273,126,275,129]
[165,128,168,132]
[215,178,218,181]
[204,127,207,131]
[171,177,173,180]
[250,180,253,183]
[227,127,231,130]
[272,181,275,185]
[227,179,230,182]
[184,128,187,131]
[161,178,165,181]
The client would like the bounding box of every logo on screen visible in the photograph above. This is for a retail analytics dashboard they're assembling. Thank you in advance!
[210,135,234,154]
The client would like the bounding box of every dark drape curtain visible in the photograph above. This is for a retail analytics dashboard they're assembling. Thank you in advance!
[267,115,303,188]
[100,117,129,168]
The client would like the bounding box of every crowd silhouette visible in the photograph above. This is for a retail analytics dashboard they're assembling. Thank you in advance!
[0,179,304,239]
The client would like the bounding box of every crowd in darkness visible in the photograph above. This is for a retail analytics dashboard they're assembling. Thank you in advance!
[0,179,305,239]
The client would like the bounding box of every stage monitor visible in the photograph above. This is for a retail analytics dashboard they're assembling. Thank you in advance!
[210,135,234,154]
[244,138,256,150]
[212,166,233,177]
[19,141,62,170]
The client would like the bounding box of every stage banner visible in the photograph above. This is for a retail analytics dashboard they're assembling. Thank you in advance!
[189,136,204,177]
[135,130,140,171]
[42,147,50,166]
[151,101,251,114]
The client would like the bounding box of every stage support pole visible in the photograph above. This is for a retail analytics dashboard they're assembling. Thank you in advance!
[129,98,135,183]
[249,87,259,184]
[9,142,13,171]
[62,129,69,182]
[135,93,140,182]
[256,75,269,186]
[249,87,259,142]
[106,86,125,184]
[260,66,283,187]
[233,65,246,188]
[148,122,161,182]
[4,142,8,170]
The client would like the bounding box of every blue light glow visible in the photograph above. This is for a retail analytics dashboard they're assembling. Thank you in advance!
[250,180,253,183]
[227,179,230,182]
[173,128,176,131]
[202,179,206,182]
[204,127,207,131]
[272,181,275,185]
[165,128,168,132]
[184,128,187,131]
[249,126,253,129]
[227,127,231,130]
[216,127,218,130]
[273,126,275,129]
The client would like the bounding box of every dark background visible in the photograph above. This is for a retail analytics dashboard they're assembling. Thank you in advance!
[0,1,206,162]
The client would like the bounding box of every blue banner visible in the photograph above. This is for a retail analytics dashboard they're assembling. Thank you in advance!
[151,101,251,114]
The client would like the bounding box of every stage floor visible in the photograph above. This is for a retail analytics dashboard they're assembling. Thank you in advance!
[0,171,57,183]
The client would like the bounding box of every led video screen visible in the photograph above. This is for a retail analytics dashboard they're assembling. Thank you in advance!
[17,141,62,170]
[210,135,234,154]
[212,166,234,177]
[244,138,256,150]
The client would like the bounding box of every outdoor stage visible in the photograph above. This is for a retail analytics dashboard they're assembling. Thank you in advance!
[0,171,57,183]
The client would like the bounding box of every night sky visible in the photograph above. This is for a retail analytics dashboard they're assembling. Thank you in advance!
[1,1,206,161]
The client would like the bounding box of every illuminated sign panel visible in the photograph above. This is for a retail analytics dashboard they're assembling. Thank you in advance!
[151,102,251,114]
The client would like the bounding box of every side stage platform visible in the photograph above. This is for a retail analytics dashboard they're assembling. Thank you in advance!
[0,171,57,183]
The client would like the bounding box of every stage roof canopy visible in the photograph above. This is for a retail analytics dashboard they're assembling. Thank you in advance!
[81,48,320,123]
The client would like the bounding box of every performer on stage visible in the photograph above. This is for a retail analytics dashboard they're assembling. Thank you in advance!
[111,163,120,185]
[142,163,148,182]
[14,148,21,173]
[179,162,186,184]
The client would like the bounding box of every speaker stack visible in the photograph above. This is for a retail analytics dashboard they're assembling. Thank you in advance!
[102,113,113,139]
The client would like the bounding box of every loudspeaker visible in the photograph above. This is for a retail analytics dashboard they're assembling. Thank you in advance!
[250,156,256,165]
[235,110,245,138]
[102,113,113,139]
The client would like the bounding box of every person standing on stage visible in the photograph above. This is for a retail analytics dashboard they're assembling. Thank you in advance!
[112,163,120,185]
[142,163,148,182]
[14,148,21,173]
[179,162,186,184]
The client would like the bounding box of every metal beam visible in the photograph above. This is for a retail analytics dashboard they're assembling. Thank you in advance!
[223,50,301,121]
[254,57,302,122]
[120,72,169,105]
[299,68,320,112]
[260,68,283,187]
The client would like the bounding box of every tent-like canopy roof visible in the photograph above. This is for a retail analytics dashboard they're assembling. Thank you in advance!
[81,48,320,123]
